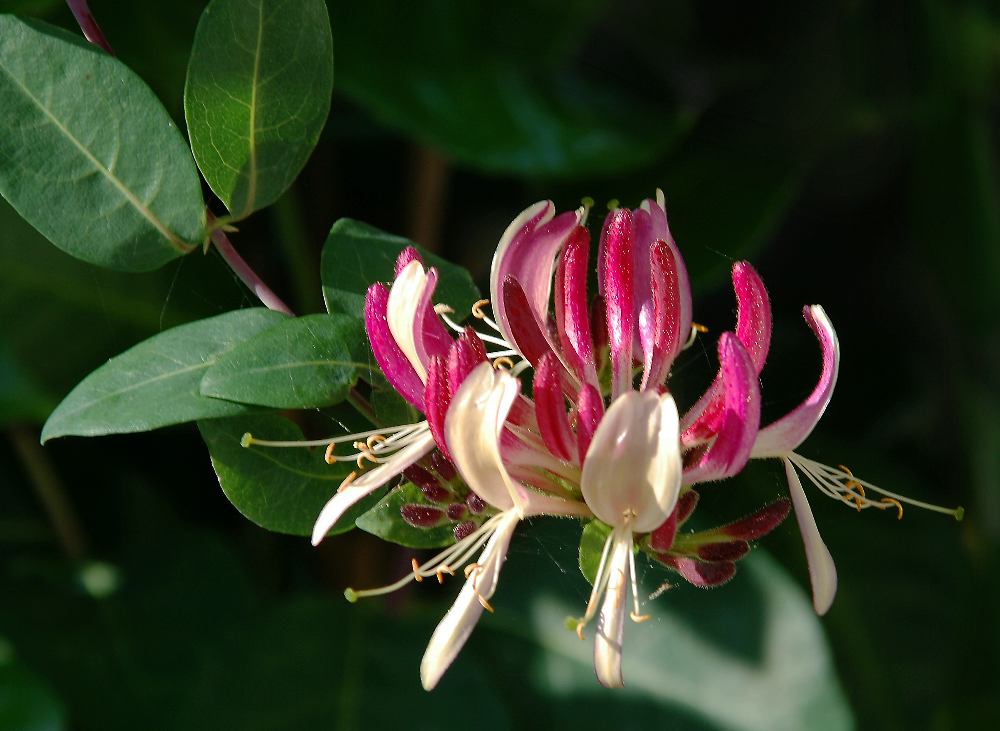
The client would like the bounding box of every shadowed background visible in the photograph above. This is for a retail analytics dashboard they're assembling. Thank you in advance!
[1,0,997,729]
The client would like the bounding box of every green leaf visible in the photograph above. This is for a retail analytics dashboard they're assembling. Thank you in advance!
[199,413,379,536]
[0,17,205,271]
[329,1,692,177]
[200,313,368,409]
[184,0,334,218]
[321,218,480,320]
[577,518,612,585]
[356,482,457,548]
[0,651,66,731]
[41,309,286,442]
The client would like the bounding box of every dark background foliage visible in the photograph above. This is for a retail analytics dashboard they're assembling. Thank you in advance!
[1,0,997,728]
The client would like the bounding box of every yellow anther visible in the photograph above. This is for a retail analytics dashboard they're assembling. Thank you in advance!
[464,562,481,579]
[435,564,455,584]
[476,595,495,613]
[336,471,358,493]
[492,356,515,371]
[575,623,586,641]
[471,299,491,319]
[630,612,652,623]
[692,322,709,333]
[324,443,337,464]
[366,434,387,451]
[880,497,904,520]
[412,558,424,581]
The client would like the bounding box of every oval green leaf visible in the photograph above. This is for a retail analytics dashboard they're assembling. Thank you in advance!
[200,313,368,409]
[577,518,612,585]
[199,413,380,536]
[184,0,334,219]
[321,218,480,320]
[41,308,287,442]
[0,16,205,271]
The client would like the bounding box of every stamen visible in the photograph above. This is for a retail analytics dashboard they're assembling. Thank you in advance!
[437,303,511,347]
[492,356,515,371]
[510,360,533,377]
[343,514,508,602]
[572,528,616,640]
[324,443,337,464]
[336,471,359,493]
[692,322,709,333]
[880,497,904,520]
[242,422,426,449]
[788,453,964,520]
[627,534,649,623]
[471,299,491,319]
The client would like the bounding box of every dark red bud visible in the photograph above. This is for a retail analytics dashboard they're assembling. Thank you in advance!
[657,556,736,588]
[400,504,446,528]
[430,452,457,482]
[720,498,791,540]
[446,503,467,520]
[675,490,700,525]
[404,466,452,503]
[696,541,750,562]
[466,492,487,514]
[453,521,476,541]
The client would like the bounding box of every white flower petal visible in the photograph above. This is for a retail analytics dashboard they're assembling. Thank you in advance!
[311,429,435,546]
[445,363,523,512]
[386,260,430,382]
[421,510,520,690]
[581,391,682,532]
[784,458,838,614]
[594,530,630,688]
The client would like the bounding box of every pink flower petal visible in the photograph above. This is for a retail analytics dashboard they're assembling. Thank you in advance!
[733,261,772,373]
[533,353,575,462]
[681,262,771,442]
[642,238,693,389]
[683,333,760,484]
[490,202,580,350]
[575,383,604,463]
[365,283,424,411]
[414,267,452,369]
[424,356,452,460]
[752,306,840,458]
[394,246,422,275]
[554,226,598,386]
[501,275,559,366]
[601,208,635,398]
[447,327,487,393]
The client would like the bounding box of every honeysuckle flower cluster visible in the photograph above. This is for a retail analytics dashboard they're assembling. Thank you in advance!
[246,191,962,690]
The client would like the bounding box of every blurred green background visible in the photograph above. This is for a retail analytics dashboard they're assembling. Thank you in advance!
[1,0,998,728]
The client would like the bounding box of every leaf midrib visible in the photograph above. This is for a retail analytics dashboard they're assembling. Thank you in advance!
[0,59,195,255]
[238,0,266,219]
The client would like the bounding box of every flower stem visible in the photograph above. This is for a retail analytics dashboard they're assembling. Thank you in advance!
[8,426,87,560]
[65,0,114,55]
[209,218,295,317]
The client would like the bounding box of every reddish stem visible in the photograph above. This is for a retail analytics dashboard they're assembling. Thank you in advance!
[210,223,295,316]
[65,0,115,55]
